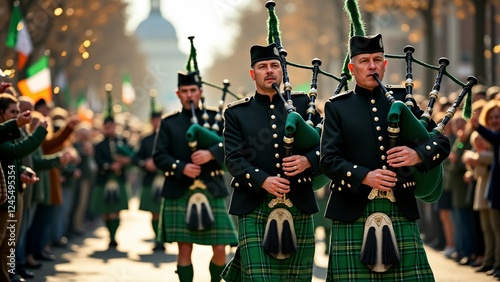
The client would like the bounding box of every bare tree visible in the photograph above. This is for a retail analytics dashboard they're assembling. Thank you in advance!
[0,0,146,110]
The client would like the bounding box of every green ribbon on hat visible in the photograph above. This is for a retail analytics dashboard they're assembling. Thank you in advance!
[343,0,366,79]
[104,84,114,121]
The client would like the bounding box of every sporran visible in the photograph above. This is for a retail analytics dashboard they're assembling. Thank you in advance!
[103,179,120,204]
[262,206,297,259]
[185,191,214,231]
[360,212,400,272]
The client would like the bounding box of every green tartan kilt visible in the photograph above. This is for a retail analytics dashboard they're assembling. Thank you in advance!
[327,198,434,281]
[90,179,129,214]
[157,188,238,245]
[222,194,315,282]
[138,184,162,213]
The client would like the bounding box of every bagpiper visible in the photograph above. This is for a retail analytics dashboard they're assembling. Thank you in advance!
[91,85,133,248]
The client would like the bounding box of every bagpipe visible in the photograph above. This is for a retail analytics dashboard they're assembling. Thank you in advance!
[265,0,333,192]
[372,51,477,203]
[182,36,242,231]
[184,36,240,160]
[261,0,477,203]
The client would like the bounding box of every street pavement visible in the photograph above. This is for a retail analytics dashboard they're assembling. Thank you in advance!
[27,198,498,281]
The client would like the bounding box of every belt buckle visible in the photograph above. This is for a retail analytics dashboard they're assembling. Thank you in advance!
[368,188,396,202]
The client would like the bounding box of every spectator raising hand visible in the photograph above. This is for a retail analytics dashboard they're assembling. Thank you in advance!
[16,110,32,127]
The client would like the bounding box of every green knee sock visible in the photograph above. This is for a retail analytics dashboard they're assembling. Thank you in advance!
[152,219,159,240]
[209,261,226,282]
[176,264,194,282]
[107,219,120,241]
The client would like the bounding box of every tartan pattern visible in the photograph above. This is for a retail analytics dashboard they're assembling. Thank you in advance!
[138,184,162,213]
[90,179,129,214]
[158,188,238,245]
[327,198,434,281]
[222,194,315,281]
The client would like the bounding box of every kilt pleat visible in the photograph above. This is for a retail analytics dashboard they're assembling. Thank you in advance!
[158,189,238,245]
[327,198,434,281]
[222,194,315,282]
[138,184,162,213]
[90,180,129,214]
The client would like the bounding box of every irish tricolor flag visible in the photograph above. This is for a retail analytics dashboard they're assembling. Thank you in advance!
[18,55,52,103]
[6,5,33,70]
[122,72,136,105]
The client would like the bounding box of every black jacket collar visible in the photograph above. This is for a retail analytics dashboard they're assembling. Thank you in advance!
[254,91,283,104]
[354,85,382,98]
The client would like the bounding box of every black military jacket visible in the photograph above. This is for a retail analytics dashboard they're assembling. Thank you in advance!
[153,107,227,199]
[320,85,450,222]
[94,136,130,184]
[133,132,160,186]
[224,91,323,216]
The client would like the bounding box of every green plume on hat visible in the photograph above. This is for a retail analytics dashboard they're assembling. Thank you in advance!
[463,87,473,120]
[185,36,202,87]
[266,1,281,46]
[343,0,366,77]
[185,36,198,72]
[345,0,366,38]
[150,89,157,112]
[149,89,162,117]
[104,83,114,121]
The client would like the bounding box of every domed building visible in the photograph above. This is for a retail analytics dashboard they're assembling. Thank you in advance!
[135,0,186,115]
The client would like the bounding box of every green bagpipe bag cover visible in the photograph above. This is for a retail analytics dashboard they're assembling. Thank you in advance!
[387,101,443,203]
[285,111,329,190]
[116,144,135,158]
[185,123,225,169]
[186,123,223,148]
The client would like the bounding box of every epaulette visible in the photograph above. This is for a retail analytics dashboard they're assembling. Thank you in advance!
[161,110,179,120]
[290,91,307,96]
[227,96,251,109]
[329,90,353,101]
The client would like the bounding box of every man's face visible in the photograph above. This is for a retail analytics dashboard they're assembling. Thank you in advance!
[151,116,161,130]
[176,85,202,110]
[348,52,387,91]
[1,103,19,122]
[250,59,283,95]
[102,121,116,137]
